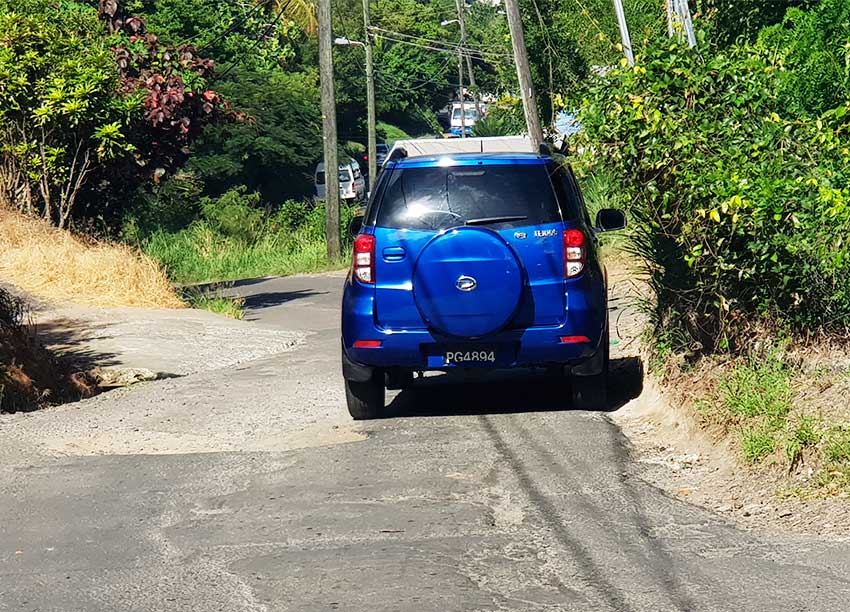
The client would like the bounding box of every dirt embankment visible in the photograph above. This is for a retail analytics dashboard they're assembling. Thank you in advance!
[0,208,185,411]
[608,262,850,539]
[0,288,94,412]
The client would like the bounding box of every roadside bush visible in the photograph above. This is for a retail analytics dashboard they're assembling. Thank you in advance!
[143,198,357,284]
[757,0,850,117]
[472,98,525,137]
[575,38,850,354]
[200,187,264,243]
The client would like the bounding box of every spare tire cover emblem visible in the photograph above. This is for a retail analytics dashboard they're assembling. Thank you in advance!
[456,275,478,292]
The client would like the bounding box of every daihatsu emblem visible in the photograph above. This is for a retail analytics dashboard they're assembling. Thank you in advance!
[456,275,478,292]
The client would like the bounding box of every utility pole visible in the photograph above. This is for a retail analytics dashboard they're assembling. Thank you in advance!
[362,0,377,183]
[612,0,634,66]
[503,0,543,149]
[457,27,466,138]
[676,0,697,48]
[456,0,482,119]
[667,0,697,48]
[666,0,675,37]
[318,0,340,259]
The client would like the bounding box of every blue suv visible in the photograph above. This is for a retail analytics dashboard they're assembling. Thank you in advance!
[341,148,626,419]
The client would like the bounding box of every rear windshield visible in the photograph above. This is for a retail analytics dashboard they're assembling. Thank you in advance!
[316,170,351,185]
[374,164,569,230]
[452,108,478,120]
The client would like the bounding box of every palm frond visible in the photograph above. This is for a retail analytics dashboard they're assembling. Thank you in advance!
[268,0,317,35]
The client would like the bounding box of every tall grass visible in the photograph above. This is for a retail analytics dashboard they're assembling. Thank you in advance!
[144,223,349,285]
[140,197,357,285]
[0,208,183,308]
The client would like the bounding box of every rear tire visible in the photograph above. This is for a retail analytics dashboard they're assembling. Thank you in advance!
[571,373,608,410]
[345,372,385,420]
[571,327,610,410]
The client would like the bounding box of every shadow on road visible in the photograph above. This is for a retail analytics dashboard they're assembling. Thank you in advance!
[35,317,121,372]
[383,356,643,418]
[242,289,327,311]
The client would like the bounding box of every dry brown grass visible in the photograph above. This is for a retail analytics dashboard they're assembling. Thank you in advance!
[0,208,183,308]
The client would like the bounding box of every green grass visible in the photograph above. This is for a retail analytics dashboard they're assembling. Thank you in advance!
[741,426,777,463]
[143,223,349,285]
[720,357,791,422]
[696,353,850,496]
[577,169,629,253]
[185,291,244,319]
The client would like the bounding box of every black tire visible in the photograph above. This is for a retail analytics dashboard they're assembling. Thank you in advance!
[571,373,608,410]
[345,372,385,420]
[571,327,610,410]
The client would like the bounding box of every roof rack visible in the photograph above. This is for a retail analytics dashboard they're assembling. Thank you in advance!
[387,147,408,163]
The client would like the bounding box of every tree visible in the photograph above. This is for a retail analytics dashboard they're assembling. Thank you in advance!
[188,68,323,202]
[0,0,135,227]
[0,0,236,227]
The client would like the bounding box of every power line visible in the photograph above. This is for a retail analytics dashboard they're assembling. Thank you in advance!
[367,26,513,60]
[368,26,512,58]
[369,31,510,62]
[373,53,455,93]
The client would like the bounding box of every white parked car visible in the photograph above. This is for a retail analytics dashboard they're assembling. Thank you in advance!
[314,158,366,202]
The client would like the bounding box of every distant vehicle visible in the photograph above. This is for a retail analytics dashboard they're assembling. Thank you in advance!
[341,144,627,420]
[315,158,366,202]
[359,143,390,173]
[449,102,479,137]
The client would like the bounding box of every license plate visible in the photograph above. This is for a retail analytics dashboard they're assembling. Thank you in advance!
[443,348,497,365]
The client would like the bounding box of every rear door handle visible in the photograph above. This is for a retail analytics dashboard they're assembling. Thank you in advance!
[382,246,406,261]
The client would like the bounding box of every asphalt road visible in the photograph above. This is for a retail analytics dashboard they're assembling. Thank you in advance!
[3,273,850,611]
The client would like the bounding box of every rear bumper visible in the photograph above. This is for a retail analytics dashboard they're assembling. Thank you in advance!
[342,279,607,373]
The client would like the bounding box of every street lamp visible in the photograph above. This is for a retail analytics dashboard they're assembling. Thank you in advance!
[334,36,365,47]
[334,34,377,185]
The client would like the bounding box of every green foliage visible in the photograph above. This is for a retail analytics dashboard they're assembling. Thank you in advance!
[701,0,812,46]
[784,415,820,465]
[0,0,136,226]
[376,122,411,145]
[143,198,357,284]
[122,171,204,238]
[200,187,264,243]
[758,0,850,116]
[138,0,301,71]
[721,357,791,422]
[188,69,322,203]
[184,291,244,319]
[741,426,777,463]
[824,427,850,464]
[472,98,525,137]
[576,37,850,354]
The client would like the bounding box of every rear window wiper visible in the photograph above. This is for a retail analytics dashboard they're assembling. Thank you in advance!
[465,215,528,226]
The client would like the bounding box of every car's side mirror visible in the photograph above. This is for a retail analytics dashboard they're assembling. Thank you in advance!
[348,215,364,238]
[595,208,626,232]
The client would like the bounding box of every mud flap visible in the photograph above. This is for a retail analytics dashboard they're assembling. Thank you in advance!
[341,347,375,382]
[570,317,609,378]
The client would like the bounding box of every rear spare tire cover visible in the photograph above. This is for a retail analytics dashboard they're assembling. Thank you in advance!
[412,227,523,338]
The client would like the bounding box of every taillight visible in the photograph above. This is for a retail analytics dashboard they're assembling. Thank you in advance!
[352,234,375,284]
[563,228,586,278]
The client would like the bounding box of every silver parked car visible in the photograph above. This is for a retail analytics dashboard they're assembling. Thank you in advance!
[314,158,366,202]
